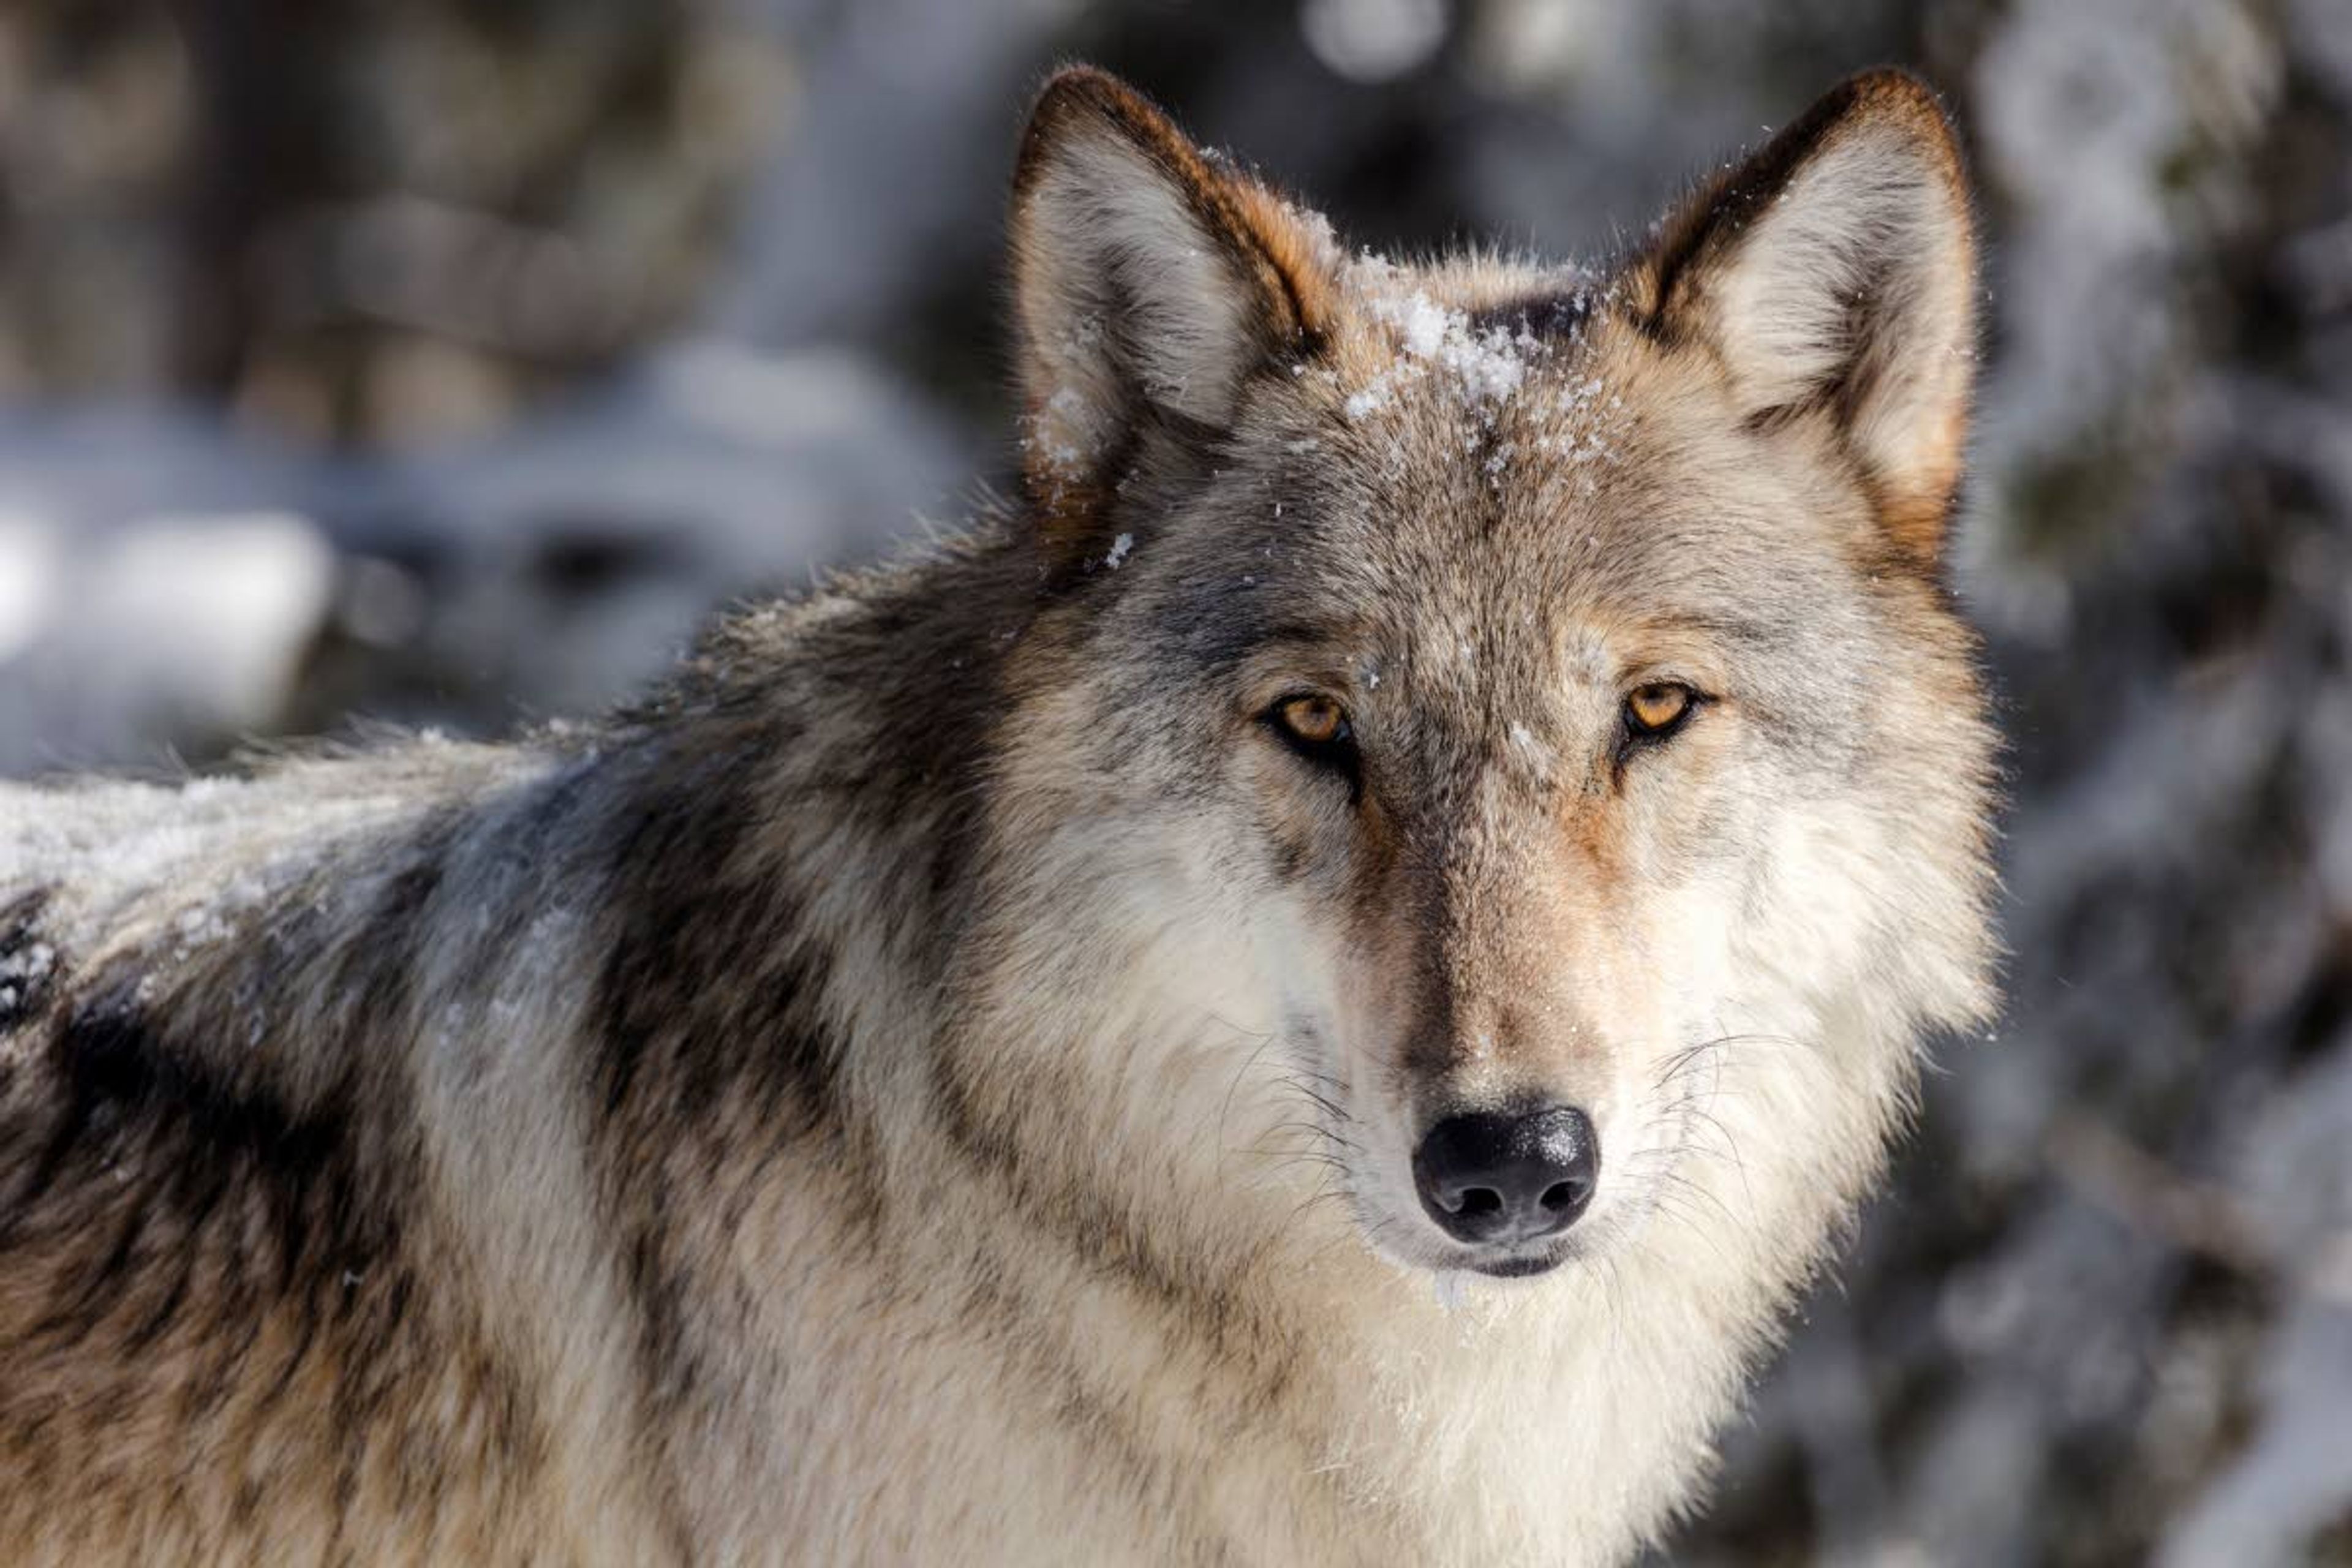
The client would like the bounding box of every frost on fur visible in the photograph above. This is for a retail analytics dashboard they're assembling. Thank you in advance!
[1343,259,1554,423]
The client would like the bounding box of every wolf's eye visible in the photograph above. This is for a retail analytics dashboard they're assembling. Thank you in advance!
[1623,682,1697,739]
[1276,695,1348,745]
[1266,694,1359,778]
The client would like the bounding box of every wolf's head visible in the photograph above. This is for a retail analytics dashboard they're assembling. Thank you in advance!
[975,67,1995,1286]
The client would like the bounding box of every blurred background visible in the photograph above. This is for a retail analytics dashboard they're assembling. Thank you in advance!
[2,0,2348,1559]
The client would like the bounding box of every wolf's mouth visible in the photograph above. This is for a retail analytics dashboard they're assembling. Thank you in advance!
[1471,1253,1562,1278]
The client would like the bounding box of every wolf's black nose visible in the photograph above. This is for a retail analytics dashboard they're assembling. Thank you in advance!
[1412,1106,1599,1245]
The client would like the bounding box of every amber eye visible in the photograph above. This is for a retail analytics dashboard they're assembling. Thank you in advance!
[1265,694,1359,789]
[1624,682,1696,736]
[1275,695,1350,747]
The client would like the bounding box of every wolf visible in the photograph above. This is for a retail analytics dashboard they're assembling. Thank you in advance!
[0,64,1994,1566]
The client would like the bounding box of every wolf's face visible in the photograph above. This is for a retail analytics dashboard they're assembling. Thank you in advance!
[997,71,1995,1281]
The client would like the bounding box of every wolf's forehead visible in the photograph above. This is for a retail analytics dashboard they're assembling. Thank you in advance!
[1310,278,1648,537]
[1273,464,1812,707]
[1295,293,1814,617]
[1287,404,1667,629]
[1213,263,1832,686]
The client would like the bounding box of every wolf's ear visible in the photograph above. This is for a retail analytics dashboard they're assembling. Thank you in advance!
[1010,67,1335,554]
[1634,70,1977,562]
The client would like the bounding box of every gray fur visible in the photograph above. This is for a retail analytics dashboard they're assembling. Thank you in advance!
[0,66,1994,1565]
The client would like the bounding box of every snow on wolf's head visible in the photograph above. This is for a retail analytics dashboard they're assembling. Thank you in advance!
[984,67,1995,1287]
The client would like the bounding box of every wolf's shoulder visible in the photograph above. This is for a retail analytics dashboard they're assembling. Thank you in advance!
[0,736,562,966]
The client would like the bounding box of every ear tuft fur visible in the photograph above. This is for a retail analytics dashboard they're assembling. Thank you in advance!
[1009,67,1337,560]
[1636,69,1978,562]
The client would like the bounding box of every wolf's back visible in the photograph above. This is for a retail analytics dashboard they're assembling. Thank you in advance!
[0,742,635,1564]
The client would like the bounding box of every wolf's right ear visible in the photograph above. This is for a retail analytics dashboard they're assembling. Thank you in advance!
[1009,67,1336,559]
[1633,70,1978,564]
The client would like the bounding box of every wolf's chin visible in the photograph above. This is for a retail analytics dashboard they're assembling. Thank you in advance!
[1358,1222,1577,1281]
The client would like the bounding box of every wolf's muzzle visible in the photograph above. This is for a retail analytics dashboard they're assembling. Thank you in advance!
[1411,1104,1599,1246]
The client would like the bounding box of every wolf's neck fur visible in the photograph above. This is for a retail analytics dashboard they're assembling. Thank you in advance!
[2,522,1904,1567]
[546,533,1902,1564]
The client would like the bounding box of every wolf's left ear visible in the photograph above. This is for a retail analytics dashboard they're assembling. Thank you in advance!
[1634,70,1977,562]
[1010,67,1336,556]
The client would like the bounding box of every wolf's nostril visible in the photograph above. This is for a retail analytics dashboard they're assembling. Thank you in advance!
[1411,1104,1600,1246]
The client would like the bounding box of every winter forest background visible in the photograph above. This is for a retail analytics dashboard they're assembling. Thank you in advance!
[3,0,2349,1559]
